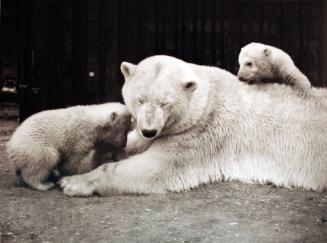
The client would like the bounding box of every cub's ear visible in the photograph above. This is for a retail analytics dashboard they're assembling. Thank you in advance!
[263,47,271,57]
[121,62,136,79]
[182,80,198,92]
[110,111,117,122]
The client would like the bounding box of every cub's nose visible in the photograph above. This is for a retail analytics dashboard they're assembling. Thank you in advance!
[141,129,157,139]
[238,75,250,83]
[237,74,245,81]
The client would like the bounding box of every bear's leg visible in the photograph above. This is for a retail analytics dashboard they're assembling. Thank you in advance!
[59,150,95,176]
[60,148,169,197]
[22,173,56,191]
[76,150,97,174]
[21,167,56,191]
[20,148,59,191]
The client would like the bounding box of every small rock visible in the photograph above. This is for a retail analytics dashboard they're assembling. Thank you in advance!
[316,217,326,224]
[305,196,314,201]
[229,222,238,226]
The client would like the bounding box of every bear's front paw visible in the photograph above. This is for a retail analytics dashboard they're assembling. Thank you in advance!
[59,175,95,197]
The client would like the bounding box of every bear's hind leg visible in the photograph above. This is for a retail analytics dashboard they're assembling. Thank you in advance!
[22,173,56,191]
[20,165,56,190]
[20,148,59,191]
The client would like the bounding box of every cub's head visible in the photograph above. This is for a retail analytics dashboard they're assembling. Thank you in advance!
[93,102,131,148]
[121,55,209,140]
[237,42,277,83]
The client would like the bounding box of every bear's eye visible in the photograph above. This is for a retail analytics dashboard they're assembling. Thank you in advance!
[245,62,253,67]
[160,102,170,108]
[137,98,145,105]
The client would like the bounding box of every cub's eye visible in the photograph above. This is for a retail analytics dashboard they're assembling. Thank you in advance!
[245,62,253,67]
[160,102,170,108]
[137,98,145,105]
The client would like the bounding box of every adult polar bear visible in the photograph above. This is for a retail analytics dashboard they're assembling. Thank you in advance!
[60,55,327,196]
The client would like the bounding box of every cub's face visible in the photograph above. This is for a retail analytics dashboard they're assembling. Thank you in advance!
[121,56,199,140]
[97,103,131,148]
[237,43,274,83]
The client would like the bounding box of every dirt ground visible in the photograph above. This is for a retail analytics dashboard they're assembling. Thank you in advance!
[0,120,326,243]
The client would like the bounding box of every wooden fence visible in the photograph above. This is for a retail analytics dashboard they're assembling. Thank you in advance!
[17,0,327,120]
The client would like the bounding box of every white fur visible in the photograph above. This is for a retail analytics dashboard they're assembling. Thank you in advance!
[60,55,327,197]
[6,102,131,191]
[125,129,152,155]
[238,42,311,91]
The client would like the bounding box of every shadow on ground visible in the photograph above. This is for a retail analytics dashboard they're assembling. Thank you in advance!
[0,120,326,243]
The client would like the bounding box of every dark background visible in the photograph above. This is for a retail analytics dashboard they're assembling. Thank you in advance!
[1,0,327,121]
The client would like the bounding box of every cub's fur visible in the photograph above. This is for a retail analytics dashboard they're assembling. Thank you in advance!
[6,103,131,191]
[238,42,311,91]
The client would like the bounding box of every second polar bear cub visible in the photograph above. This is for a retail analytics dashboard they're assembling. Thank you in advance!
[237,42,311,90]
[6,103,131,191]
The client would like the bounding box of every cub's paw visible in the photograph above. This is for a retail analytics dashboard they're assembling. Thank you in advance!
[59,175,94,197]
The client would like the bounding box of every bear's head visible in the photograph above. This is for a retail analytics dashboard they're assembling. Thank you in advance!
[237,42,278,83]
[92,102,131,148]
[121,55,209,140]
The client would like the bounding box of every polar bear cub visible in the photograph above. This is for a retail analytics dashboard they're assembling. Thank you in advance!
[6,102,131,191]
[237,42,311,90]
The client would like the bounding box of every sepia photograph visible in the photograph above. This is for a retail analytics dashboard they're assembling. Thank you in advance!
[0,0,326,242]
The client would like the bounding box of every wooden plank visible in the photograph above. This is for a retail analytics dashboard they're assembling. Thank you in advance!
[301,0,322,86]
[322,0,327,87]
[71,0,88,105]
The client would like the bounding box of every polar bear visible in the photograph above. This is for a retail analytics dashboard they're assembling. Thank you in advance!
[6,102,131,191]
[237,42,311,91]
[60,55,327,197]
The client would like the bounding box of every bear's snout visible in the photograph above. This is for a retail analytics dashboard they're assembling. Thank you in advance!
[238,73,252,83]
[136,103,166,140]
[237,71,246,82]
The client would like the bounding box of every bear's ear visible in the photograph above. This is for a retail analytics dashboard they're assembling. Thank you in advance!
[182,80,198,92]
[121,62,136,79]
[110,111,117,122]
[263,47,271,57]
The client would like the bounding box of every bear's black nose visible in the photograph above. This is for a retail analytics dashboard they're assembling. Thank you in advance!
[141,129,157,139]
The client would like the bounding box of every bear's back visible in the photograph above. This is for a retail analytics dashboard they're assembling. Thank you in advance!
[196,64,327,130]
[7,106,89,152]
